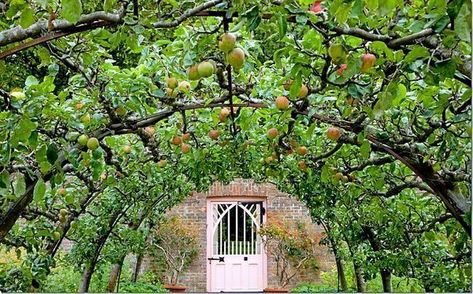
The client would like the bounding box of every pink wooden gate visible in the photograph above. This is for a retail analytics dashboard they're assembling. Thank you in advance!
[207,198,267,292]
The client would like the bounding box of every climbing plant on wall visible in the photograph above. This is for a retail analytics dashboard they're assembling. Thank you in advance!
[0,0,471,292]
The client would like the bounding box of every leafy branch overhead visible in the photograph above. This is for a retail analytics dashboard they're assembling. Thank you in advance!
[0,0,471,292]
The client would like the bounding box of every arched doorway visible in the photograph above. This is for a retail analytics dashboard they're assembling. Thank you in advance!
[206,197,268,292]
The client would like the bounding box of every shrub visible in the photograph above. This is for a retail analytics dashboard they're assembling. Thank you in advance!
[259,216,320,288]
[148,216,199,285]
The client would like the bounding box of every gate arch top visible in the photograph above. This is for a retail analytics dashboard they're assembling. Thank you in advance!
[197,179,275,198]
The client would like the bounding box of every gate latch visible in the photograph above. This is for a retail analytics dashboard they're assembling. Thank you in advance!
[208,256,225,262]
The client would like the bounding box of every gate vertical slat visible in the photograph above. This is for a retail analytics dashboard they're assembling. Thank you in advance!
[243,204,246,255]
[235,204,238,255]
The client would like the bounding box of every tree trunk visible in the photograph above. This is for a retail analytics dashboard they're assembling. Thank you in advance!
[132,253,144,282]
[78,263,95,293]
[380,269,392,293]
[354,262,365,292]
[336,257,348,292]
[107,256,125,292]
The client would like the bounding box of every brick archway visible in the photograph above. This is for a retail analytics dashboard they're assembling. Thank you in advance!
[162,179,335,292]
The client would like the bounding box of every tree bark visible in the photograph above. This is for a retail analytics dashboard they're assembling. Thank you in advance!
[380,269,392,293]
[336,257,348,292]
[362,226,391,292]
[132,253,144,282]
[107,256,125,292]
[78,263,95,293]
[354,263,366,292]
[320,220,348,292]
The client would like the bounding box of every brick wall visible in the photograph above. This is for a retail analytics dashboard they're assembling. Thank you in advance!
[140,179,335,292]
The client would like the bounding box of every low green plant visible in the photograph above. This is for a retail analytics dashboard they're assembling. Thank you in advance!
[291,267,425,293]
[119,281,168,293]
[291,282,337,293]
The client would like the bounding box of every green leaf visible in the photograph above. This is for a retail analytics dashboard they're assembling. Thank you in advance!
[104,0,117,12]
[334,2,351,24]
[46,143,59,165]
[61,0,83,23]
[433,15,450,32]
[365,0,378,11]
[13,173,26,197]
[19,7,35,28]
[454,1,472,42]
[433,59,457,80]
[11,117,36,147]
[0,170,9,189]
[33,179,46,204]
[277,14,287,39]
[404,46,429,63]
[289,75,302,98]
[378,0,396,15]
[360,140,371,159]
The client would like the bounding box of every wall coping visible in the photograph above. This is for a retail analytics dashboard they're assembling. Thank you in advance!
[194,179,277,198]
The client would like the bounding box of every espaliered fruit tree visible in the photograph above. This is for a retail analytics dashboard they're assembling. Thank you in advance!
[0,0,471,293]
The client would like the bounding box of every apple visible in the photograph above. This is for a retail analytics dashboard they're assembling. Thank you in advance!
[166,77,178,89]
[87,137,99,150]
[298,84,309,98]
[165,87,176,97]
[298,161,307,171]
[10,89,26,100]
[296,146,308,156]
[181,143,191,154]
[123,145,132,154]
[144,126,155,136]
[267,128,279,139]
[208,130,219,140]
[309,1,323,13]
[219,33,236,52]
[182,133,191,141]
[81,113,91,124]
[346,97,359,106]
[336,64,348,76]
[59,209,67,216]
[75,102,84,110]
[333,172,344,181]
[265,156,274,164]
[209,60,217,72]
[275,96,290,110]
[115,106,127,117]
[77,134,89,146]
[326,127,341,141]
[57,187,67,196]
[157,159,167,168]
[361,53,376,73]
[227,48,245,69]
[171,136,182,146]
[219,107,230,122]
[187,66,200,80]
[100,172,107,181]
[197,61,215,77]
[219,140,229,147]
[178,81,191,92]
[52,231,61,240]
[328,44,347,65]
[70,221,78,230]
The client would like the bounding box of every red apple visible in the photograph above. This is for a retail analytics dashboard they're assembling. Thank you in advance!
[327,127,341,141]
[275,96,290,110]
[361,53,376,73]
